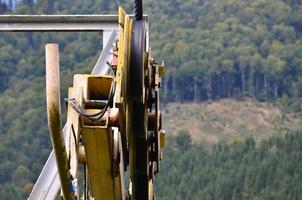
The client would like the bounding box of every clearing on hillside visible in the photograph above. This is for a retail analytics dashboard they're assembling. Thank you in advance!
[163,99,302,144]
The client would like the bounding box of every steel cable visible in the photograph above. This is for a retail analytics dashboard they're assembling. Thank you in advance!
[134,0,143,20]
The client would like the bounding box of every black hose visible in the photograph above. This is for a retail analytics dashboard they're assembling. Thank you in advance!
[65,80,116,121]
[134,0,143,20]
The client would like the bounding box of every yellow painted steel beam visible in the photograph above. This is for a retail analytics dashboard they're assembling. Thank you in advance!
[81,127,117,200]
[114,7,126,106]
[115,7,133,168]
[67,74,124,200]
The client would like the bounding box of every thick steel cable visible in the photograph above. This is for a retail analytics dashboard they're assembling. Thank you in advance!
[134,0,143,20]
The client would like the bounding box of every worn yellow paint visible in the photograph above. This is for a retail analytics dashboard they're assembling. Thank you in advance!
[148,181,153,200]
[114,7,126,106]
[160,130,166,148]
[115,7,131,106]
[66,87,80,181]
[114,8,132,157]
[60,6,165,199]
[81,127,116,200]
[87,75,113,100]
[66,74,124,200]
[158,65,165,77]
[124,15,132,104]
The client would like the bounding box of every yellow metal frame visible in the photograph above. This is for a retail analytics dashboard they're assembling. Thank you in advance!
[66,74,124,200]
[61,6,165,200]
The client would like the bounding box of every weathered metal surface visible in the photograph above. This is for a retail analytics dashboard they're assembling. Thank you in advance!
[0,15,118,31]
[65,87,81,198]
[114,7,130,169]
[67,74,124,200]
[45,44,76,200]
[82,127,115,200]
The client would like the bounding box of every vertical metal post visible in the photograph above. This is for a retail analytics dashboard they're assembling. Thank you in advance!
[45,44,76,200]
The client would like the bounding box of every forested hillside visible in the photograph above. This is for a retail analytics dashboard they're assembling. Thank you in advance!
[149,0,302,106]
[157,132,302,200]
[0,0,301,199]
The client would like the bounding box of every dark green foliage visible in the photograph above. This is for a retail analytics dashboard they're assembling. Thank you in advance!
[174,130,192,151]
[144,0,302,107]
[0,183,24,199]
[156,133,302,200]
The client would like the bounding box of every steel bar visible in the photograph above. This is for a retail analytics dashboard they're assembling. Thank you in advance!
[0,15,118,31]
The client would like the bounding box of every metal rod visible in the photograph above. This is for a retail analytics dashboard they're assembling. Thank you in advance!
[45,44,76,200]
[0,15,118,31]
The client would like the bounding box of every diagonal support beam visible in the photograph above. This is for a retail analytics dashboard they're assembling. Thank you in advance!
[92,30,118,75]
[28,126,67,200]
